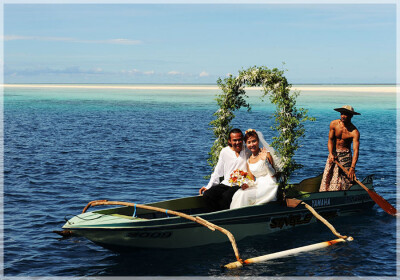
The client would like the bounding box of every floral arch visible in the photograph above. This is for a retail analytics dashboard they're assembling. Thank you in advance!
[208,66,314,187]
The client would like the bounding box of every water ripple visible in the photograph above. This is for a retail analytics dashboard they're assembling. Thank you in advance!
[4,87,396,277]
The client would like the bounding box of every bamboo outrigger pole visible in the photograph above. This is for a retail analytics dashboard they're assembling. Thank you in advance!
[224,237,352,269]
[81,200,244,264]
[224,198,353,269]
[287,198,348,239]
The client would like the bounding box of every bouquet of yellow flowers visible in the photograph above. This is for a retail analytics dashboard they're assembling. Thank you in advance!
[229,169,254,187]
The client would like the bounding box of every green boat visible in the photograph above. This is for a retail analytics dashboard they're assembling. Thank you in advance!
[60,174,375,251]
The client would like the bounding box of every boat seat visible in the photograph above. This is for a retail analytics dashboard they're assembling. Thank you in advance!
[295,173,323,193]
[286,173,323,197]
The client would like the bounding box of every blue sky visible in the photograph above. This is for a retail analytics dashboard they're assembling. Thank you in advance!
[4,4,396,84]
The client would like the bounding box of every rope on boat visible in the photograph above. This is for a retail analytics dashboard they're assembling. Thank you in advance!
[301,201,348,240]
[81,200,243,264]
[132,204,137,217]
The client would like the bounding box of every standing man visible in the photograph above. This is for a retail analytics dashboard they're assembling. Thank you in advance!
[199,128,250,211]
[319,105,360,192]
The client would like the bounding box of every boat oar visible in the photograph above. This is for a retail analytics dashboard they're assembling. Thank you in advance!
[224,237,351,269]
[334,160,397,216]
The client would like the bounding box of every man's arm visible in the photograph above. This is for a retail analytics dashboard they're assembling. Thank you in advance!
[348,129,360,181]
[328,120,337,163]
[199,149,226,194]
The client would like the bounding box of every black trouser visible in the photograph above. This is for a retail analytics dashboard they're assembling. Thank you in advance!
[202,184,240,212]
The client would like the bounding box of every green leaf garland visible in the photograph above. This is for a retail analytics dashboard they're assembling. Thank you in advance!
[208,66,315,188]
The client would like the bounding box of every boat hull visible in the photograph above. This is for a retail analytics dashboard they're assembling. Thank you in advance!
[63,184,374,250]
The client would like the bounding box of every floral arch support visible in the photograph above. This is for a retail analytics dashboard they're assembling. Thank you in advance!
[208,66,314,187]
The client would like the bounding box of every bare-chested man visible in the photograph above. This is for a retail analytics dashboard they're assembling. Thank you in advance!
[319,105,360,192]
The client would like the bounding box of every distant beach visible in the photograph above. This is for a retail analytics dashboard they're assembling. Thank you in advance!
[2,84,397,93]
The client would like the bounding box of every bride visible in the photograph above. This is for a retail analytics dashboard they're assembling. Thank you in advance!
[230,129,283,209]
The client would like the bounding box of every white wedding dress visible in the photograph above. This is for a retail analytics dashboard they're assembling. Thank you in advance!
[230,159,278,209]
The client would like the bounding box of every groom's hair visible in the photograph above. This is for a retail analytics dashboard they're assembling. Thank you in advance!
[227,128,243,146]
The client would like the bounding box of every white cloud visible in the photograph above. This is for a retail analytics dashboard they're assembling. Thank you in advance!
[5,66,106,76]
[167,71,184,76]
[4,35,142,45]
[127,69,141,75]
[199,71,209,77]
[4,35,74,42]
[106,38,142,45]
[121,69,155,76]
[143,70,155,75]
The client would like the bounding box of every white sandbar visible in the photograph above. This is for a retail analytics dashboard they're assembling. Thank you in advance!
[2,84,397,93]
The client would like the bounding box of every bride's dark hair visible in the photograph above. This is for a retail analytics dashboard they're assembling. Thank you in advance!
[244,129,259,142]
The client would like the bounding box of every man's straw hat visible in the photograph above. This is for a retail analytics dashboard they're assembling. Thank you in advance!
[334,105,361,115]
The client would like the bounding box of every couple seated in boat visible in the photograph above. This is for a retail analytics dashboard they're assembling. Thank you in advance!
[199,128,283,211]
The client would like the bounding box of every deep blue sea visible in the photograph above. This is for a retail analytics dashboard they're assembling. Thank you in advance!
[3,85,397,277]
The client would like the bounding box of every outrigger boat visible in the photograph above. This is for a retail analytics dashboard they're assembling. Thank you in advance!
[60,173,376,252]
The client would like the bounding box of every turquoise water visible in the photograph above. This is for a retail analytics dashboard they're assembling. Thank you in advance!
[3,85,397,276]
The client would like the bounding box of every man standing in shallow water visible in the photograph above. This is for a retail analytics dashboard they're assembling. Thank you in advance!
[319,105,360,192]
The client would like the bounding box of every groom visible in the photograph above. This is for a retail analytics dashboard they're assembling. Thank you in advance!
[199,128,250,211]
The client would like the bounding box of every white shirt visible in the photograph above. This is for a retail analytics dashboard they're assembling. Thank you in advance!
[205,146,250,189]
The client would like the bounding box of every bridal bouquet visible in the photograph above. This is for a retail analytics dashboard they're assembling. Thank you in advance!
[229,169,254,187]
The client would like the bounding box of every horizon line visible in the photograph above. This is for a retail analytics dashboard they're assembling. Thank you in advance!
[2,82,398,86]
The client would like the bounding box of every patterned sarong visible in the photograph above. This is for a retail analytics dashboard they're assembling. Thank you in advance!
[319,148,353,192]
